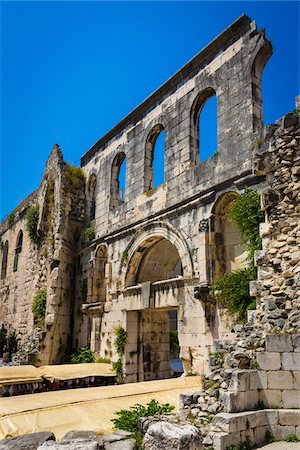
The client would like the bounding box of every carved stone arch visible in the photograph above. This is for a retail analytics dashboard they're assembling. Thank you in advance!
[189,87,217,164]
[122,222,194,286]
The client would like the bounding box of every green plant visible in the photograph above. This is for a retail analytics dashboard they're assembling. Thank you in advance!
[96,356,111,364]
[65,163,85,188]
[226,446,237,450]
[285,434,300,442]
[122,250,128,261]
[229,188,264,262]
[26,206,40,245]
[113,325,127,356]
[170,329,179,355]
[70,346,95,363]
[213,267,256,321]
[80,279,88,302]
[0,325,19,357]
[84,226,95,243]
[7,211,16,225]
[112,325,128,383]
[32,289,47,327]
[238,437,252,450]
[112,399,175,432]
[254,399,266,410]
[265,430,276,443]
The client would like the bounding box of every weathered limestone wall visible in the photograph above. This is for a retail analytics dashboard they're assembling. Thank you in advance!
[0,146,86,364]
[73,15,271,379]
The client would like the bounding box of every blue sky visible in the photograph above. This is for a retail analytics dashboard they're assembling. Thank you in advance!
[1,1,299,220]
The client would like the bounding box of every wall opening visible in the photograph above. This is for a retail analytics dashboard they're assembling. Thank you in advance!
[144,125,165,192]
[88,174,97,221]
[13,230,23,272]
[251,44,272,132]
[1,241,8,280]
[111,152,126,208]
[211,192,246,280]
[88,245,108,304]
[191,88,217,163]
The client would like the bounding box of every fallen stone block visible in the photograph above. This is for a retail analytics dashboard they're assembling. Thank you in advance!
[143,421,201,450]
[0,432,55,450]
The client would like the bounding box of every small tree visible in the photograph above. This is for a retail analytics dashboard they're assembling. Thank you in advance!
[26,206,40,245]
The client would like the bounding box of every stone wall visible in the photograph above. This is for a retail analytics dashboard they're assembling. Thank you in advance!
[0,146,86,364]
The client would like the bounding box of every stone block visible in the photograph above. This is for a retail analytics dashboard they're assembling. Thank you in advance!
[268,371,293,390]
[282,390,300,408]
[240,429,254,447]
[0,432,55,450]
[278,409,300,426]
[254,425,267,444]
[282,353,300,371]
[293,371,300,389]
[266,334,293,352]
[230,370,250,392]
[259,390,282,408]
[292,334,300,352]
[256,371,268,390]
[256,352,281,371]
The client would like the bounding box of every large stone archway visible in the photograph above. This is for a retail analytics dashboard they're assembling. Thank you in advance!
[123,233,186,382]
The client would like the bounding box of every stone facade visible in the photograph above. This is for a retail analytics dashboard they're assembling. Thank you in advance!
[0,13,288,384]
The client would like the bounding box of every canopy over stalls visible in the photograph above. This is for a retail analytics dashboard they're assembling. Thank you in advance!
[0,365,42,385]
[38,363,114,382]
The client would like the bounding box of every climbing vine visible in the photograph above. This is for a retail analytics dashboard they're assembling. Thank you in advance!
[229,188,264,262]
[84,226,95,243]
[26,206,40,245]
[65,163,85,189]
[112,325,127,383]
[32,289,47,328]
[213,189,263,321]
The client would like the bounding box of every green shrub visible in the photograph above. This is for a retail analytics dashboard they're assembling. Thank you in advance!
[112,399,175,432]
[96,356,111,364]
[229,188,264,261]
[265,430,276,443]
[32,289,47,327]
[26,206,40,245]
[285,434,299,442]
[84,226,95,243]
[65,163,85,188]
[112,325,127,383]
[170,329,179,355]
[0,324,19,358]
[70,346,95,363]
[113,325,127,356]
[213,267,256,321]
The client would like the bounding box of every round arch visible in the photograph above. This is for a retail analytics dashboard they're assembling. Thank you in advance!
[123,222,194,285]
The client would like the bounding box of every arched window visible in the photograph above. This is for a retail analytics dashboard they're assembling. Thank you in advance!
[211,192,246,280]
[144,125,165,192]
[13,231,23,272]
[1,241,9,279]
[111,152,126,208]
[191,88,217,163]
[88,174,97,221]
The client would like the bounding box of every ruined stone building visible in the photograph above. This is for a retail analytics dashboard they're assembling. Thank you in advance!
[0,14,290,381]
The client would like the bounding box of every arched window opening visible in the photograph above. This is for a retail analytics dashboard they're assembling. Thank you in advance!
[251,44,272,132]
[191,89,217,163]
[111,152,126,208]
[88,174,97,221]
[1,241,9,280]
[89,245,108,304]
[13,231,23,272]
[144,125,165,192]
[211,193,246,281]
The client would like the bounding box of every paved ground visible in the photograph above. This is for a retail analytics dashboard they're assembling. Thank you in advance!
[257,443,300,449]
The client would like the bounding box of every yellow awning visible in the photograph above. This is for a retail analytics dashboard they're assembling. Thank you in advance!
[0,365,42,385]
[38,363,115,382]
[0,376,201,439]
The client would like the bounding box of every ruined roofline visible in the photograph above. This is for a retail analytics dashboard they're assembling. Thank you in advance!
[81,13,253,166]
